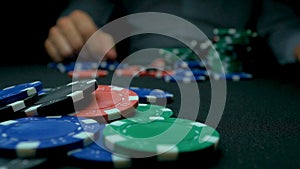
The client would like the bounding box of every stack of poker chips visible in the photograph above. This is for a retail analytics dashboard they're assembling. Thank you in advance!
[207,28,257,74]
[0,80,220,168]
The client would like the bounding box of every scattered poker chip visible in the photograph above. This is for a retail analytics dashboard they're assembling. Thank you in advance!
[164,74,206,83]
[0,93,39,122]
[22,79,98,117]
[0,81,43,107]
[68,124,131,169]
[68,141,131,169]
[115,65,146,77]
[0,157,47,169]
[127,103,174,122]
[75,85,139,123]
[173,60,205,69]
[47,62,75,73]
[99,60,120,71]
[211,72,253,81]
[74,62,99,71]
[0,116,101,158]
[68,70,108,79]
[146,70,174,78]
[128,87,174,104]
[150,58,166,70]
[173,69,208,77]
[103,118,220,160]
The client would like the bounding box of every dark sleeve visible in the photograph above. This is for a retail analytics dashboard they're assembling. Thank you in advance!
[257,0,300,65]
[60,0,115,27]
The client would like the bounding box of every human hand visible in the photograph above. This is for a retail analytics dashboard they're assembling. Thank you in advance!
[44,10,117,62]
[295,45,300,62]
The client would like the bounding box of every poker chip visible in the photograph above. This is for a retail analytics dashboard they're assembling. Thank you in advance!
[75,85,139,123]
[0,93,39,122]
[47,62,75,73]
[99,60,120,71]
[0,81,42,107]
[128,103,174,122]
[23,79,98,116]
[115,65,146,77]
[164,74,206,83]
[211,72,253,81]
[146,70,174,78]
[68,141,131,169]
[173,60,205,69]
[207,27,257,76]
[38,88,52,96]
[0,116,101,158]
[68,124,131,169]
[173,68,208,77]
[0,158,47,169]
[103,118,220,160]
[68,70,108,79]
[128,87,174,104]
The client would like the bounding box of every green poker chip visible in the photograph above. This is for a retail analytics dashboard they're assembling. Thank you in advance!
[103,118,220,161]
[207,27,257,74]
[159,47,199,64]
[128,103,173,122]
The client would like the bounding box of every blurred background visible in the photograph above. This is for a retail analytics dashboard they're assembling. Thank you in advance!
[0,0,299,66]
[1,1,70,65]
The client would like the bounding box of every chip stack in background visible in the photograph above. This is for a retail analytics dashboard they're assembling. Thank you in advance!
[157,46,208,83]
[207,28,257,75]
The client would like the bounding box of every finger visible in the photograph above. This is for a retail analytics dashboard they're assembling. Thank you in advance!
[69,10,98,41]
[56,16,84,53]
[48,26,73,59]
[106,47,118,60]
[101,33,117,60]
[86,30,117,61]
[294,45,300,62]
[44,39,63,62]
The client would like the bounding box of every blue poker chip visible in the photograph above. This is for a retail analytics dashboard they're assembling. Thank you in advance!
[129,87,174,104]
[173,60,205,69]
[0,81,43,107]
[48,62,101,73]
[68,135,131,168]
[38,88,52,96]
[164,74,206,83]
[0,116,101,158]
[99,60,120,71]
[173,68,208,77]
[211,72,253,81]
[74,62,99,71]
[48,62,75,73]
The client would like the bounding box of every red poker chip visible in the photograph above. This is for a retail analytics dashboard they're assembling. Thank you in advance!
[68,70,108,78]
[74,85,139,123]
[147,70,174,78]
[115,65,147,77]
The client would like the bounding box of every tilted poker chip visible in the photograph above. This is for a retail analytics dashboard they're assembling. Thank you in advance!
[103,117,220,160]
[23,79,98,116]
[75,85,139,123]
[0,93,39,122]
[128,87,174,105]
[0,81,42,107]
[0,116,101,158]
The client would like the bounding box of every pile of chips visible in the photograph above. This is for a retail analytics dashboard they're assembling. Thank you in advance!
[207,28,257,77]
[0,79,220,168]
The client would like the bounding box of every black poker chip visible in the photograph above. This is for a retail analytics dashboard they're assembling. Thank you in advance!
[22,79,98,116]
[0,93,39,122]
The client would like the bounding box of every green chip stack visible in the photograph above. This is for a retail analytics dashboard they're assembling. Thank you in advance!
[207,28,257,74]
[158,47,199,65]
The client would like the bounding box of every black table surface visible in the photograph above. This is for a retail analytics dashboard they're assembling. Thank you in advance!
[0,63,299,169]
